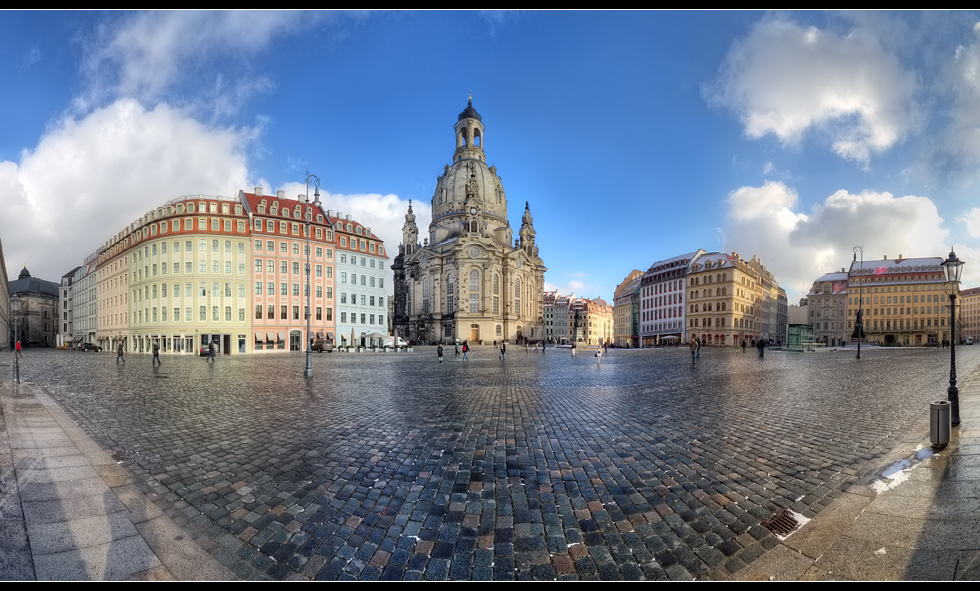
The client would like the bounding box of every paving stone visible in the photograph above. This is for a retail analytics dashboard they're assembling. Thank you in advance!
[11,347,980,580]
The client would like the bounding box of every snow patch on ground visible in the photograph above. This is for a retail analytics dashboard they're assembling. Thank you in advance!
[872,445,934,494]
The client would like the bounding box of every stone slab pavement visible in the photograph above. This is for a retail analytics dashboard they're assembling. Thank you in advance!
[0,380,233,580]
[721,366,980,580]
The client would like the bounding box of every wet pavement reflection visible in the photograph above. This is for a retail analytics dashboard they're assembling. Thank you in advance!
[14,345,979,580]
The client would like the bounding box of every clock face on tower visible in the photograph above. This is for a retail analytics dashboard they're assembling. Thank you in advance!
[470,207,477,215]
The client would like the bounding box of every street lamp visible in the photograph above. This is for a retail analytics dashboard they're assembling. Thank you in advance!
[942,248,964,426]
[304,171,321,378]
[852,246,864,359]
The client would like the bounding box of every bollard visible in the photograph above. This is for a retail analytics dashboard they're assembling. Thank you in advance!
[931,400,951,449]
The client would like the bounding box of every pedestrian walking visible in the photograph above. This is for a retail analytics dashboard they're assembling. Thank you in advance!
[741,339,747,353]
[152,340,161,365]
[455,343,460,357]
[437,344,444,363]
[208,340,216,362]
[595,345,602,366]
[757,339,765,357]
[525,341,529,353]
[116,341,125,363]
[462,341,469,361]
[16,340,23,359]
[535,342,539,353]
[500,341,506,360]
[690,337,699,363]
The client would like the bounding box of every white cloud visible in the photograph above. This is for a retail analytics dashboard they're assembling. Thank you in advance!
[723,181,951,299]
[79,11,315,113]
[936,22,980,172]
[707,18,922,166]
[1,98,252,282]
[960,208,980,238]
[543,277,603,299]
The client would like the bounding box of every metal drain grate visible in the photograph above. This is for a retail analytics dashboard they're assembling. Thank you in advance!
[761,509,799,536]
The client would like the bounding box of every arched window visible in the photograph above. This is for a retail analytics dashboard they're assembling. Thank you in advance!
[469,270,480,313]
[515,278,521,318]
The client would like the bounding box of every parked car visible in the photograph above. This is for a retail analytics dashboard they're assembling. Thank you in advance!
[80,343,102,352]
[313,338,334,353]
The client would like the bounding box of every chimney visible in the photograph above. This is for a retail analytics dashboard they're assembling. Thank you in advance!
[254,186,263,197]
[883,255,888,260]
[898,254,903,260]
[277,190,285,199]
[346,215,352,221]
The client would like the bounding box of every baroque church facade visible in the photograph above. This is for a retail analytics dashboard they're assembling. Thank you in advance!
[392,99,546,345]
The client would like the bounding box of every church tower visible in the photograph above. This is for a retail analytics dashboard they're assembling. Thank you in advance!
[519,202,537,255]
[401,200,419,256]
[393,97,546,346]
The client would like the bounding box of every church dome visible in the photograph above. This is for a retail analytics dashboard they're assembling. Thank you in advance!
[428,98,510,246]
[432,159,506,217]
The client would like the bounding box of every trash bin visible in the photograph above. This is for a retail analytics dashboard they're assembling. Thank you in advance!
[931,400,951,449]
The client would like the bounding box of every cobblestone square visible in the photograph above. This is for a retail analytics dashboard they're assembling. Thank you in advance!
[11,346,978,580]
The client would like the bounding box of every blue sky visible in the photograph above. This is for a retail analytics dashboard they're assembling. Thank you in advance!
[3,11,980,303]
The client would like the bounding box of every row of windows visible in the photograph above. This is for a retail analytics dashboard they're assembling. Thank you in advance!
[137,260,246,279]
[339,312,385,325]
[136,306,246,323]
[254,305,332,321]
[252,240,332,259]
[254,259,330,277]
[254,282,332,298]
[135,240,247,259]
[340,273,381,287]
[337,236,382,255]
[339,254,381,268]
[135,282,245,300]
[148,218,246,236]
[252,218,330,239]
[339,293,383,307]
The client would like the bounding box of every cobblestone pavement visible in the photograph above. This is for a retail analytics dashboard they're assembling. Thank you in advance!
[7,345,978,580]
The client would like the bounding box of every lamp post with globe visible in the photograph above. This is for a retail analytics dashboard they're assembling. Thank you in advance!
[942,248,964,426]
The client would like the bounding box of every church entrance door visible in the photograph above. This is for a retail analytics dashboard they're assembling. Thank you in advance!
[471,324,480,343]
